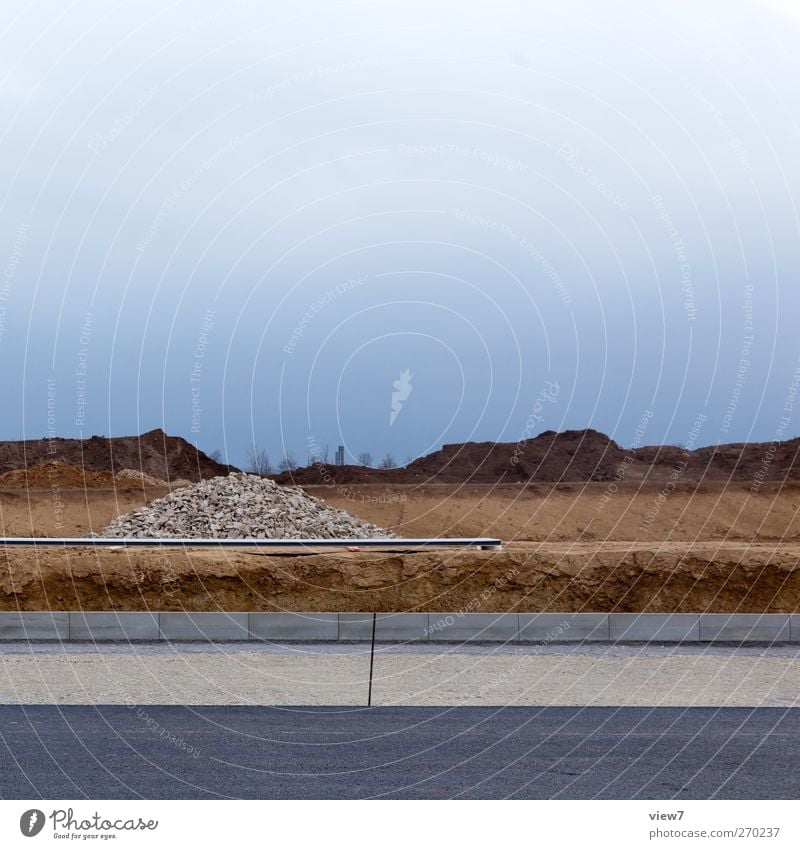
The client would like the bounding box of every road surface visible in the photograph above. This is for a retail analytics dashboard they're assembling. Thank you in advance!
[1,705,797,799]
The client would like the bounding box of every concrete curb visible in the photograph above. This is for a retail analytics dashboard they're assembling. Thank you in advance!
[0,612,797,643]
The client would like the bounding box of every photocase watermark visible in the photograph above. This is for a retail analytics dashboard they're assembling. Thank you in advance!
[426,568,521,636]
[452,208,572,307]
[1,220,28,345]
[137,137,242,253]
[190,308,215,435]
[556,143,629,210]
[595,409,654,514]
[87,84,159,154]
[19,809,45,837]
[751,358,800,493]
[133,707,201,759]
[343,489,408,504]
[390,369,413,426]
[475,621,571,701]
[283,275,369,355]
[75,311,93,428]
[46,378,65,530]
[121,691,200,758]
[678,74,752,173]
[248,58,383,101]
[155,559,182,600]
[652,194,696,322]
[20,807,159,836]
[510,380,560,467]
[721,284,754,434]
[399,143,529,174]
[640,412,708,531]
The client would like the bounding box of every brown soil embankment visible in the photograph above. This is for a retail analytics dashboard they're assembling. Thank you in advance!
[274,427,800,485]
[295,482,800,542]
[1,542,798,613]
[0,487,169,538]
[2,481,799,541]
[0,462,119,488]
[3,482,799,614]
[0,429,233,482]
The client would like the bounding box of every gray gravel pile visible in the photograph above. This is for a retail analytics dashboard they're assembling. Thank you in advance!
[101,472,391,539]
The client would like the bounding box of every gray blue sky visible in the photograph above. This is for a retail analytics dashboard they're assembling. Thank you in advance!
[1,0,799,467]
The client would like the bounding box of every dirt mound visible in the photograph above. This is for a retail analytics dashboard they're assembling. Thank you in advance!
[406,429,627,483]
[272,463,418,486]
[274,428,800,485]
[0,462,118,488]
[0,462,192,491]
[0,429,234,482]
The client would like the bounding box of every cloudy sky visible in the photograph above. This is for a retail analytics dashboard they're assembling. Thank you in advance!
[1,0,799,467]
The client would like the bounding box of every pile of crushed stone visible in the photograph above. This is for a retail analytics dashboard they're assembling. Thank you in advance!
[101,472,392,539]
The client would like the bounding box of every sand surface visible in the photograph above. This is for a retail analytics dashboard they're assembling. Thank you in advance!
[1,643,797,706]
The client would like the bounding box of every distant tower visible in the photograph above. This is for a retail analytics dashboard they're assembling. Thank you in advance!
[335,445,345,466]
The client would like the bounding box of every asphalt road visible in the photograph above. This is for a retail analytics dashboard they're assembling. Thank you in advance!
[1,706,798,799]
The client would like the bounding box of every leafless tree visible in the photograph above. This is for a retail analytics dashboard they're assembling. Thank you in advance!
[246,445,272,476]
[379,452,396,469]
[278,451,299,472]
[357,452,373,467]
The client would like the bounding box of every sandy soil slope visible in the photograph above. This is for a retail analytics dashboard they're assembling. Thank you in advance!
[3,482,799,541]
[308,482,800,542]
[2,482,799,612]
[0,486,169,538]
[1,541,799,613]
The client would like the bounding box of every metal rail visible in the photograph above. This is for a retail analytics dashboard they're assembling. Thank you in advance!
[0,537,502,550]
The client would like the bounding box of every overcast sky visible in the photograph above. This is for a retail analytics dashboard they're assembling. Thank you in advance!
[1,0,799,467]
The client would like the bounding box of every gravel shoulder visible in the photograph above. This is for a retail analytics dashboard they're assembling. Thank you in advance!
[2,643,798,707]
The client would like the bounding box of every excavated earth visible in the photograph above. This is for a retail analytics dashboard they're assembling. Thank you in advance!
[1,542,798,613]
[1,479,800,612]
[0,428,231,482]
